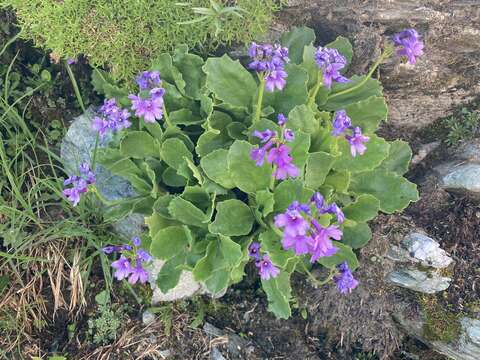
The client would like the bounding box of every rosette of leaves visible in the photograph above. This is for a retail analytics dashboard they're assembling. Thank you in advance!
[94,28,418,319]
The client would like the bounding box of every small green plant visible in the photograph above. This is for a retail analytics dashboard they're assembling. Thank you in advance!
[420,295,461,343]
[2,0,280,81]
[444,107,480,146]
[87,290,125,345]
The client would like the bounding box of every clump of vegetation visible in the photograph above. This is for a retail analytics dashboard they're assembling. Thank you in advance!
[444,107,480,146]
[419,295,461,343]
[2,0,281,81]
[87,291,125,345]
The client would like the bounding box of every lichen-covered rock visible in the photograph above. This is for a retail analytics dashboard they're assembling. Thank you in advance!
[401,232,453,269]
[387,268,451,294]
[436,163,480,196]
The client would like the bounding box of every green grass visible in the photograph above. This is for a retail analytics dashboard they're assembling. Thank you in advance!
[2,0,281,82]
[444,106,480,146]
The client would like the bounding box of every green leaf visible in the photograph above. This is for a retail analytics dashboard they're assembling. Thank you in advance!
[151,53,186,95]
[204,55,256,109]
[288,104,319,134]
[289,130,311,172]
[227,140,271,193]
[168,197,208,227]
[169,109,203,125]
[173,50,205,99]
[323,170,350,193]
[120,131,158,159]
[154,194,176,219]
[333,135,390,173]
[200,149,235,189]
[264,64,309,115]
[318,242,359,270]
[280,26,316,64]
[0,275,10,296]
[157,253,187,293]
[226,122,247,140]
[145,212,180,238]
[326,36,353,68]
[343,194,380,222]
[195,130,233,157]
[342,222,372,249]
[274,179,314,212]
[150,226,190,260]
[345,96,388,133]
[305,152,336,189]
[209,199,253,236]
[255,190,275,217]
[259,230,295,269]
[262,272,292,319]
[349,169,419,213]
[161,138,193,171]
[380,140,412,175]
[162,167,188,187]
[324,76,383,111]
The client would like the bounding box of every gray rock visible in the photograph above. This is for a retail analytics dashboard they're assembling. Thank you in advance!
[142,309,156,326]
[436,162,480,196]
[203,322,250,358]
[210,348,226,360]
[401,232,453,269]
[411,141,440,165]
[387,268,451,294]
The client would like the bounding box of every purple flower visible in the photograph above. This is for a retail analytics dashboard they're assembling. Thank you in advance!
[67,58,77,65]
[332,110,352,136]
[277,113,287,126]
[111,255,133,280]
[255,255,280,280]
[253,129,276,143]
[136,71,161,90]
[267,144,299,180]
[308,222,342,263]
[137,249,152,262]
[248,242,261,260]
[322,203,345,224]
[129,94,164,123]
[282,234,311,255]
[102,245,121,254]
[311,192,325,210]
[265,69,287,92]
[273,162,299,180]
[284,128,294,142]
[132,236,141,247]
[63,163,96,206]
[250,140,274,167]
[345,127,370,157]
[334,261,359,294]
[128,259,149,284]
[79,163,96,184]
[315,47,350,88]
[393,29,424,65]
[92,98,131,137]
[150,87,165,101]
[274,207,310,237]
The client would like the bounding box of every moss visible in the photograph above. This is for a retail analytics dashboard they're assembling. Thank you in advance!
[1,0,280,81]
[419,295,461,343]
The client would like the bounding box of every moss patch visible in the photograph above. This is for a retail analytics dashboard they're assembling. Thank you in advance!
[419,295,461,343]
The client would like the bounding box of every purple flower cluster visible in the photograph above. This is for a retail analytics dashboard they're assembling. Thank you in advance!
[334,261,359,294]
[248,42,289,92]
[331,110,370,157]
[129,71,166,123]
[250,114,299,180]
[92,98,131,137]
[67,58,77,65]
[103,236,152,284]
[63,163,96,206]
[248,242,280,280]
[274,193,345,263]
[393,29,424,65]
[315,47,350,88]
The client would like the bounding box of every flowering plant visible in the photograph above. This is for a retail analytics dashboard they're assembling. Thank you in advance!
[74,27,421,318]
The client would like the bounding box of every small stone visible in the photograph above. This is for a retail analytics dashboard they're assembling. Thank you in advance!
[387,268,451,293]
[142,310,156,326]
[411,141,440,165]
[436,162,480,197]
[210,347,226,360]
[401,232,453,269]
[159,349,172,359]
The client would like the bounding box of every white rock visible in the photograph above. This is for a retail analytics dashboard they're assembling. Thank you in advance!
[401,232,453,269]
[142,310,156,326]
[387,269,451,293]
[436,162,480,196]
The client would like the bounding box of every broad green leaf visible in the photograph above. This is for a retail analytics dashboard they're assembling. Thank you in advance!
[326,36,353,68]
[255,190,275,217]
[195,130,233,157]
[262,272,292,319]
[228,140,271,193]
[349,169,419,213]
[380,140,412,175]
[204,55,256,109]
[345,96,388,133]
[333,135,390,173]
[161,138,193,171]
[264,64,309,115]
[274,179,314,212]
[154,194,176,219]
[120,131,158,159]
[169,109,203,125]
[289,130,311,172]
[143,121,163,140]
[181,186,211,212]
[323,170,350,193]
[168,197,208,227]
[146,212,180,238]
[259,230,295,269]
[162,167,187,187]
[226,122,247,140]
[200,149,235,189]
[342,222,372,249]
[91,69,129,104]
[161,126,195,151]
[280,26,316,64]
[343,194,380,222]
[324,76,383,111]
[288,104,319,134]
[301,44,319,88]
[157,253,186,293]
[151,53,186,94]
[173,50,205,99]
[318,242,359,270]
[305,152,336,189]
[209,199,254,236]
[150,226,190,260]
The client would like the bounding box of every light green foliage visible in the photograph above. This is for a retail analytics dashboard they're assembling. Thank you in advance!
[2,0,280,81]
[95,27,418,319]
[87,302,124,345]
[444,107,480,146]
